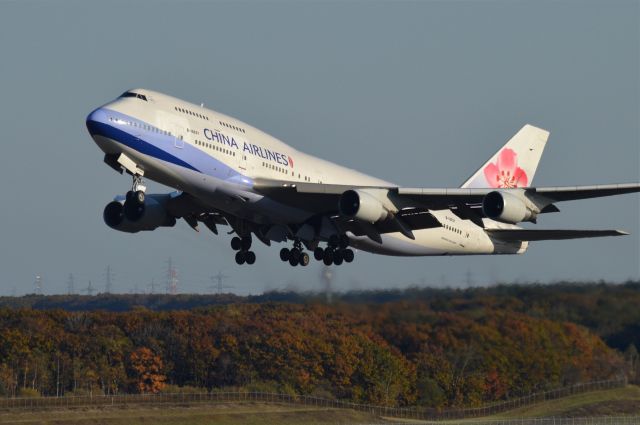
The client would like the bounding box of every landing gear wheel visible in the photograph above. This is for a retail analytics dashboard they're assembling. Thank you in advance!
[290,248,301,262]
[328,235,339,248]
[314,247,324,261]
[245,251,256,265]
[300,252,310,266]
[126,191,135,202]
[235,251,246,265]
[134,190,145,205]
[343,248,355,263]
[338,235,349,249]
[241,237,252,251]
[289,256,299,266]
[323,249,334,266]
[231,237,242,251]
[123,200,144,221]
[280,247,290,261]
[333,249,344,265]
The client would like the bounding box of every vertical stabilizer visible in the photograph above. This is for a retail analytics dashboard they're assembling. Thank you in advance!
[461,124,549,189]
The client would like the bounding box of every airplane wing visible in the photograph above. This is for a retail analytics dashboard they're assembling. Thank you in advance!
[254,180,640,211]
[485,228,629,241]
[253,180,639,240]
[528,183,640,202]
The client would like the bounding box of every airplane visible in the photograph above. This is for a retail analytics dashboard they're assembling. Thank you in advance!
[86,89,640,267]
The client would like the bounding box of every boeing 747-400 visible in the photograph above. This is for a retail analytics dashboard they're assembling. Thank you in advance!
[86,89,639,266]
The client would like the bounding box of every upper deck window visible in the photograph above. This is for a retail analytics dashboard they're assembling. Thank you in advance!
[120,91,148,101]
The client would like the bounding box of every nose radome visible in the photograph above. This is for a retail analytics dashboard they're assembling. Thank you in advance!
[86,107,107,136]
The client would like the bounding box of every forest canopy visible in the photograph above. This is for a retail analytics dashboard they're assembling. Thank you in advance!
[1,281,636,407]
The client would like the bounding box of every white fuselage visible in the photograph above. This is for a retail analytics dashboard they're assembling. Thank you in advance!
[86,89,525,256]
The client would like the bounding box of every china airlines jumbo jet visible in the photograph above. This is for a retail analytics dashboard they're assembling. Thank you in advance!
[86,89,639,266]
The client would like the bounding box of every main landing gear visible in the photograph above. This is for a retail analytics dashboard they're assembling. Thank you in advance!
[279,239,310,267]
[279,235,354,267]
[314,234,354,266]
[231,235,256,265]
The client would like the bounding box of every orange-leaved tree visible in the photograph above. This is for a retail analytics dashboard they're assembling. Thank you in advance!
[128,347,166,394]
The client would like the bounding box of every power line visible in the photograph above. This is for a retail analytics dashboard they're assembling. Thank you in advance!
[209,271,232,294]
[34,275,43,295]
[320,266,334,304]
[148,278,158,294]
[465,269,474,287]
[104,265,115,294]
[166,258,178,295]
[67,273,75,295]
[83,280,95,296]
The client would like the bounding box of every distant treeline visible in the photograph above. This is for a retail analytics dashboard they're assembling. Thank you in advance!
[0,281,637,407]
[1,281,638,350]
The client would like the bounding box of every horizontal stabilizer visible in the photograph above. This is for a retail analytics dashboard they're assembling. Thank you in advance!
[486,228,629,242]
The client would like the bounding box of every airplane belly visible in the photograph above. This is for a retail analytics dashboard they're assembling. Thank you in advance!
[349,228,495,257]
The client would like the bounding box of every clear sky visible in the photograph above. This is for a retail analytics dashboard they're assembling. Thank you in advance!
[0,0,638,295]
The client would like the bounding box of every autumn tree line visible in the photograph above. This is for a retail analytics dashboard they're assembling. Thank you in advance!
[0,281,637,407]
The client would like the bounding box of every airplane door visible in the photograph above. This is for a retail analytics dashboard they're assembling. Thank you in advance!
[167,121,185,149]
[173,123,185,149]
[238,152,249,173]
[174,134,184,149]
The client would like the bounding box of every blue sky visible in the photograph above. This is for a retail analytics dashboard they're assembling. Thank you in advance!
[0,1,637,295]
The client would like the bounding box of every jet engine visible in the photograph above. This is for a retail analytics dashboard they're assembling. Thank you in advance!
[103,194,177,233]
[339,189,389,223]
[482,190,537,224]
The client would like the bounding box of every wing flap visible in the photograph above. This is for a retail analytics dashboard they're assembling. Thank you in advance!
[532,183,640,202]
[486,228,629,241]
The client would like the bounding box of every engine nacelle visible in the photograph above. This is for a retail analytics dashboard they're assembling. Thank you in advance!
[338,189,389,223]
[103,194,176,233]
[482,191,537,224]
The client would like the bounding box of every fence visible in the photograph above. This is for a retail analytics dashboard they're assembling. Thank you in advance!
[0,377,630,422]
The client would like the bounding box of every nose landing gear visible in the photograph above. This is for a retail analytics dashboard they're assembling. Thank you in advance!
[123,175,147,221]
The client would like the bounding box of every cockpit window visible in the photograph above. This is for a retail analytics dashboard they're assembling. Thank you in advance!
[119,91,147,101]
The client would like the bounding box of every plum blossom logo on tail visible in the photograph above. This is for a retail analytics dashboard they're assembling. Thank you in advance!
[483,148,528,188]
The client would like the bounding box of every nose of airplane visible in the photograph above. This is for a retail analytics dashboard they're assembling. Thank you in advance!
[86,107,108,137]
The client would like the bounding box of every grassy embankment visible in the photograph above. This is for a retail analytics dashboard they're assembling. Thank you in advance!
[1,386,639,424]
[391,385,640,424]
[0,402,377,425]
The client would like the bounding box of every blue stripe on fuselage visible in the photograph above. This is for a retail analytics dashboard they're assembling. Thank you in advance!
[86,109,245,183]
[87,119,200,172]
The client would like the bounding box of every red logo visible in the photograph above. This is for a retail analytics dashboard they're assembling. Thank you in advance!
[288,156,294,168]
[483,148,528,188]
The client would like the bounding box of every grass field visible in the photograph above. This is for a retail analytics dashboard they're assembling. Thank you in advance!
[396,385,640,424]
[0,402,380,425]
[1,386,638,424]
[488,385,640,419]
